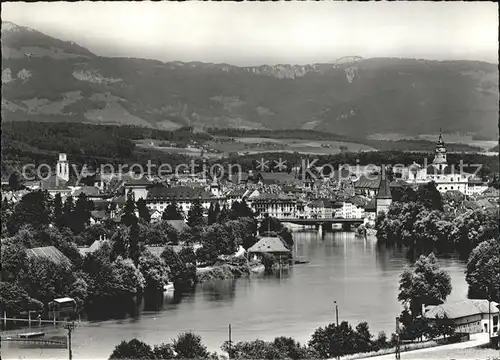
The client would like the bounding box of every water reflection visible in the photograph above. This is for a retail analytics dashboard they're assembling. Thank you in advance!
[201,279,237,302]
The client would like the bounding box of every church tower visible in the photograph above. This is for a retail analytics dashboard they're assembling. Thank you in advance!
[376,170,392,215]
[432,130,448,171]
[57,153,69,182]
[210,177,221,198]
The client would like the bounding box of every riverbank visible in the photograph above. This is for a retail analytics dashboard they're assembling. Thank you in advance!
[196,259,264,282]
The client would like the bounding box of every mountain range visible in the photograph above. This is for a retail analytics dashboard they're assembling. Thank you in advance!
[2,21,498,139]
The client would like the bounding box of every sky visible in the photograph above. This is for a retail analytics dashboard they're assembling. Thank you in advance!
[2,1,498,65]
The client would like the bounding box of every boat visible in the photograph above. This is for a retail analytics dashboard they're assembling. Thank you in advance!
[18,332,45,339]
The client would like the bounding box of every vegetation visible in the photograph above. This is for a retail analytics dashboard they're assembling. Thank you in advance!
[398,253,452,318]
[108,320,399,359]
[108,332,217,360]
[376,181,499,255]
[465,238,500,302]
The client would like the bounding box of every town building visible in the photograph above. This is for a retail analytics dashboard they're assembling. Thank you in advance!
[401,133,488,195]
[146,185,217,215]
[425,299,499,338]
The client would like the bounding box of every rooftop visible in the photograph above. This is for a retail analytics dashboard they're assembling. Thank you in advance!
[425,299,499,319]
[376,176,392,200]
[26,246,71,267]
[247,236,290,254]
[147,186,214,200]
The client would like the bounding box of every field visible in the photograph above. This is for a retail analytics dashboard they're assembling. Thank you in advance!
[368,133,498,152]
[207,137,377,156]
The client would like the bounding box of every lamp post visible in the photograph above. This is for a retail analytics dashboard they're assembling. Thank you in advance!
[334,301,339,327]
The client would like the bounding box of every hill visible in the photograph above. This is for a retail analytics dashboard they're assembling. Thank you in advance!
[2,21,498,139]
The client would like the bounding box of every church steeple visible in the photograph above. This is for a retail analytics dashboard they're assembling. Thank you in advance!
[433,129,447,167]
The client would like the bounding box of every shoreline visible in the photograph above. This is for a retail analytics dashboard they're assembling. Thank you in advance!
[196,260,265,283]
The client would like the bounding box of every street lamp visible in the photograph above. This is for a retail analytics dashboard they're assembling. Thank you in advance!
[334,301,339,326]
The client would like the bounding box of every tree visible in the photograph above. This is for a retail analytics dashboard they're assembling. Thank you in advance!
[161,246,197,290]
[451,209,499,255]
[8,171,24,190]
[1,240,28,282]
[207,203,217,225]
[129,221,140,267]
[221,337,314,360]
[153,343,175,359]
[309,321,367,358]
[138,251,169,292]
[398,253,452,317]
[230,200,254,219]
[20,256,74,304]
[416,181,443,211]
[122,191,137,227]
[7,191,51,234]
[217,205,231,223]
[0,282,43,316]
[112,257,145,295]
[108,338,154,359]
[62,195,75,231]
[162,201,184,220]
[73,193,93,234]
[465,238,500,302]
[187,199,205,228]
[137,198,151,223]
[53,193,64,228]
[172,332,209,359]
[434,314,456,339]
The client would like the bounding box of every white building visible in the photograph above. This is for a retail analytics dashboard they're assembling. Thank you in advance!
[400,133,488,196]
[425,299,499,338]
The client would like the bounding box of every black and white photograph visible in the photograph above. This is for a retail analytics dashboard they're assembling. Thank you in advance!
[1,1,499,359]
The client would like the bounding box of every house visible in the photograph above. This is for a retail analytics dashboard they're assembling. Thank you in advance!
[424,299,499,338]
[26,246,72,268]
[309,198,334,219]
[48,297,77,320]
[150,208,163,222]
[334,197,366,219]
[247,236,290,267]
[354,175,381,197]
[78,237,110,256]
[164,219,190,233]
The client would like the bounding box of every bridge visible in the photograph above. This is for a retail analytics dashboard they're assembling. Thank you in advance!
[275,218,364,226]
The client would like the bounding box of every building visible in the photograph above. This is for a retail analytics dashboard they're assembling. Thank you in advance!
[124,177,152,201]
[26,246,72,268]
[364,198,377,225]
[309,198,334,219]
[146,186,217,215]
[354,175,381,197]
[247,236,290,268]
[251,193,298,218]
[425,299,499,338]
[402,133,487,195]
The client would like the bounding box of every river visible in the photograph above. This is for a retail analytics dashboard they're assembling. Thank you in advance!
[2,231,468,360]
